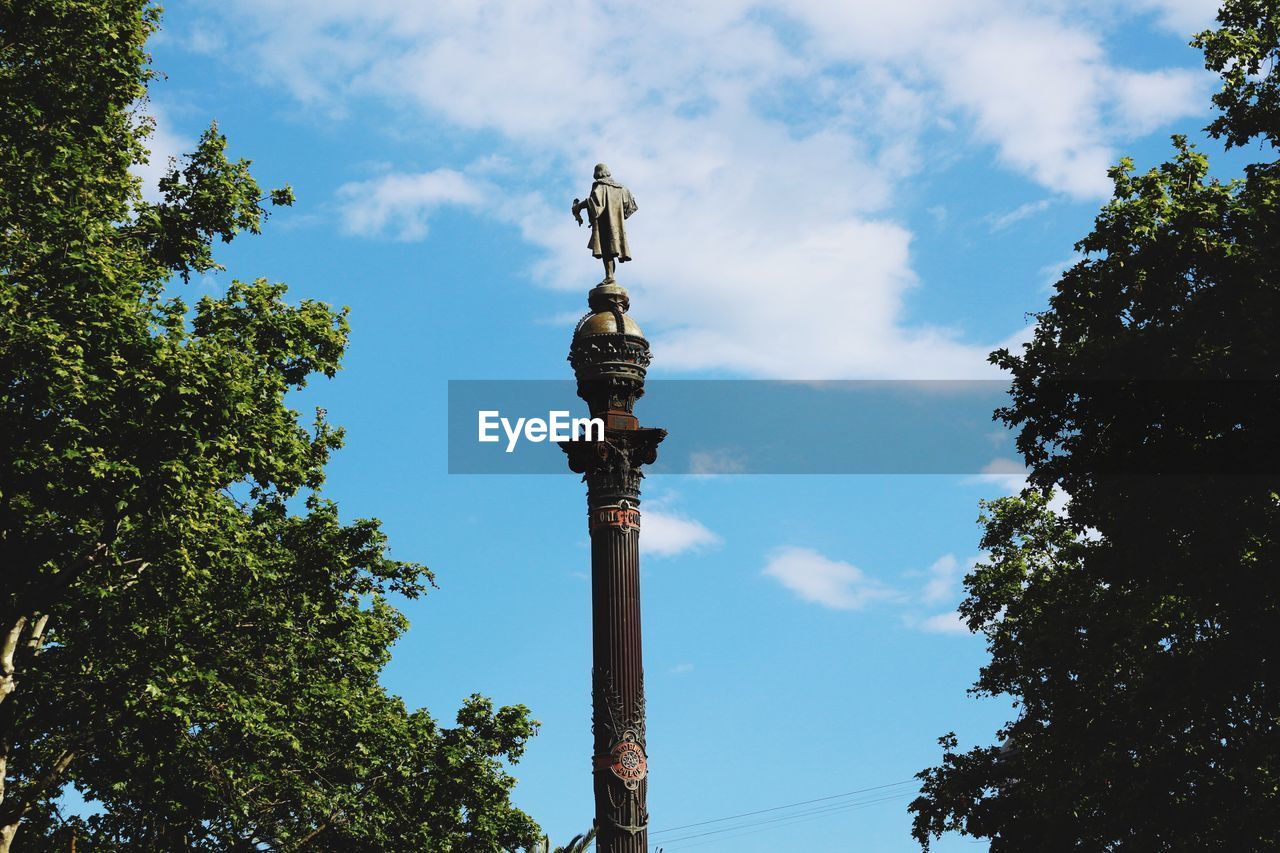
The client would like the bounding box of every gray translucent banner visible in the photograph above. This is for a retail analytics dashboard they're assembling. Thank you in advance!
[448,380,1019,474]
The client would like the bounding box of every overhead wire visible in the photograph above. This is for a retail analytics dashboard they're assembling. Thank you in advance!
[656,791,918,850]
[660,792,916,845]
[649,777,918,837]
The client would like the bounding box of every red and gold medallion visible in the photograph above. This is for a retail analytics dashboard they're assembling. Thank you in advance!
[609,740,647,783]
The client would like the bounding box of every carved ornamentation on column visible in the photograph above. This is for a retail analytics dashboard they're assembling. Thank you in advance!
[562,278,664,853]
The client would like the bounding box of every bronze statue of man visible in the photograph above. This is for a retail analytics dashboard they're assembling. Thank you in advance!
[572,163,637,283]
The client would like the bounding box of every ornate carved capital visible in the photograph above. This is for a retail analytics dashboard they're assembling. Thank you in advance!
[561,427,666,503]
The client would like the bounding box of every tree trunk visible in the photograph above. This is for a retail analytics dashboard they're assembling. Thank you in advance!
[0,616,24,853]
[0,611,67,853]
[0,819,19,853]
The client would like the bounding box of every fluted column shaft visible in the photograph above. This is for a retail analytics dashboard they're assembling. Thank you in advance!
[587,485,648,852]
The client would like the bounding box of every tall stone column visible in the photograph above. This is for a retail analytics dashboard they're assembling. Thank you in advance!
[563,282,665,852]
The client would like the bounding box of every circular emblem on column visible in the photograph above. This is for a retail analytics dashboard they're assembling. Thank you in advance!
[610,739,647,785]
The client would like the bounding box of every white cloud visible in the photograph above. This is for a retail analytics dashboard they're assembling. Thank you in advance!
[962,458,1072,517]
[791,2,1204,199]
[185,22,229,55]
[195,0,1211,377]
[132,105,191,204]
[964,456,1032,493]
[758,546,983,636]
[670,662,695,674]
[932,17,1117,198]
[921,554,961,606]
[641,510,721,558]
[961,460,1075,526]
[1039,254,1083,291]
[762,546,899,610]
[1128,0,1221,35]
[336,169,485,240]
[918,611,970,635]
[988,198,1052,231]
[688,450,748,477]
[903,553,978,634]
[1110,67,1210,136]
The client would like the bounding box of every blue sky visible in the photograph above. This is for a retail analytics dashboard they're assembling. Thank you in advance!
[138,1,1235,848]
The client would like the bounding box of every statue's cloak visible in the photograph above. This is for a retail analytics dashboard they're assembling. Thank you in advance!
[585,178,637,262]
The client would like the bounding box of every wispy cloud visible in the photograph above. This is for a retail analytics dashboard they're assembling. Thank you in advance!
[963,457,1032,493]
[762,546,900,611]
[688,450,747,477]
[961,459,1074,518]
[1127,0,1221,35]
[198,0,1211,377]
[132,104,191,204]
[336,168,485,240]
[1038,254,1083,291]
[988,198,1052,231]
[1110,67,1210,135]
[761,545,983,636]
[905,552,979,635]
[641,510,722,558]
[920,554,961,606]
[916,611,970,635]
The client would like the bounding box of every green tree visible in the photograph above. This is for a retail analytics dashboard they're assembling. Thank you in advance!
[531,826,597,853]
[911,1,1280,849]
[0,2,539,850]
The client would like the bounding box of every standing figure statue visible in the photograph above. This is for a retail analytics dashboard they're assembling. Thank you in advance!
[572,163,637,283]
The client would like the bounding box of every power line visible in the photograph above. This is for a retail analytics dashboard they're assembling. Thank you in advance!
[661,792,916,844]
[650,778,918,836]
[657,792,917,850]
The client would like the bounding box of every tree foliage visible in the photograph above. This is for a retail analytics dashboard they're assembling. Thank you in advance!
[0,1,538,850]
[911,1,1280,849]
[533,826,596,853]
